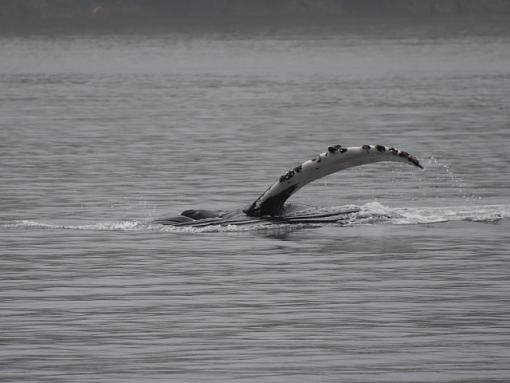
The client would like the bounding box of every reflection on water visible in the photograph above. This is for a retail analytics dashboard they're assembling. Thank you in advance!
[1,19,510,382]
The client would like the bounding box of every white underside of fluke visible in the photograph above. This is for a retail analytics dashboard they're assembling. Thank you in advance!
[244,144,423,217]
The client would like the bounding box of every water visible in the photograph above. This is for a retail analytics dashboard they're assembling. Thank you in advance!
[1,19,510,382]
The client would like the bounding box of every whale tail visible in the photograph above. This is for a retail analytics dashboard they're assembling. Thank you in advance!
[244,144,423,217]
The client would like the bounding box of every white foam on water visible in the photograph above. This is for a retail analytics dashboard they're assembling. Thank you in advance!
[2,219,146,232]
[357,202,509,225]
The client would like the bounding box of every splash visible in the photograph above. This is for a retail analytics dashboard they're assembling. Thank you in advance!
[390,204,508,225]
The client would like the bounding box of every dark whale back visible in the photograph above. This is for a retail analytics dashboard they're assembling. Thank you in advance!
[153,209,222,225]
[181,209,219,220]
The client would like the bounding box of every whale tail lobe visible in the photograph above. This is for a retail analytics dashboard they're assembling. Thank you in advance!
[243,144,423,217]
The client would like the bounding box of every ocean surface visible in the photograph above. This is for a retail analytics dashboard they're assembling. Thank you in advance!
[1,19,509,382]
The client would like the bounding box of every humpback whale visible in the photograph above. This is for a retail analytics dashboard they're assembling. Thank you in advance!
[154,144,423,226]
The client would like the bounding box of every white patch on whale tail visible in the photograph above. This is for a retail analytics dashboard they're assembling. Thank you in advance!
[244,144,423,217]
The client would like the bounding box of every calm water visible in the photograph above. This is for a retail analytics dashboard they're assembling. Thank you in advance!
[1,19,510,382]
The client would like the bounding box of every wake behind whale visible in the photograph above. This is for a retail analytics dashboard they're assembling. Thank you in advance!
[154,144,424,227]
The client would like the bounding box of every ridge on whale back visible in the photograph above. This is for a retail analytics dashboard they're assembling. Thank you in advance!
[154,144,423,226]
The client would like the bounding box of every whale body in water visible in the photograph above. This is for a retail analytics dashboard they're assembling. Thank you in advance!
[154,144,423,227]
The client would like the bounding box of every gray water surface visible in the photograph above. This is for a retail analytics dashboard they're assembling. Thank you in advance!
[1,20,510,382]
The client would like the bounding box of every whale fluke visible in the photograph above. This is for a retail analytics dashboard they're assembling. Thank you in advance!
[243,144,423,217]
